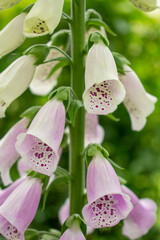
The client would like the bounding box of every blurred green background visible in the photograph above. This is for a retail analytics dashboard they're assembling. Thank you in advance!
[0,0,160,239]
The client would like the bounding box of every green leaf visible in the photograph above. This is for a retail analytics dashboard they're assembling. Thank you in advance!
[86,18,117,36]
[25,229,39,240]
[54,166,70,178]
[22,4,34,13]
[68,99,83,126]
[20,106,41,121]
[107,113,120,122]
[42,175,69,211]
[24,44,50,65]
[47,61,68,79]
[85,9,102,22]
[108,158,124,170]
[43,56,71,65]
[51,29,70,50]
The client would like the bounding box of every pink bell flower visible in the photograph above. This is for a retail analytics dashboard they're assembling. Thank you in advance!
[85,113,104,147]
[119,65,157,131]
[16,99,65,176]
[0,118,29,186]
[122,185,157,239]
[82,151,133,228]
[59,220,86,240]
[0,177,42,240]
[59,198,93,235]
[83,42,126,115]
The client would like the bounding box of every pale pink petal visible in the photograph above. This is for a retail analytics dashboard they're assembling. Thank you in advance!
[59,221,86,240]
[0,118,29,185]
[17,158,30,177]
[82,152,133,229]
[0,177,25,206]
[0,177,42,236]
[16,100,65,176]
[85,113,104,147]
[120,65,157,131]
[122,185,157,239]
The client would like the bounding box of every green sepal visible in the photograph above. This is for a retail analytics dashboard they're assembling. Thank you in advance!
[26,170,50,191]
[113,52,130,75]
[88,32,109,50]
[68,99,83,126]
[61,214,87,237]
[118,176,127,185]
[24,44,50,65]
[20,106,41,122]
[85,9,102,22]
[49,87,82,126]
[51,29,70,50]
[108,158,124,170]
[107,113,120,122]
[86,18,117,36]
[84,144,109,167]
[22,4,34,13]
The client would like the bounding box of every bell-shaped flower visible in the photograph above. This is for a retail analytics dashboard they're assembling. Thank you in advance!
[130,0,160,11]
[82,151,133,228]
[16,99,65,176]
[85,113,104,147]
[119,65,157,131]
[0,177,42,240]
[122,185,157,239]
[0,13,26,58]
[0,118,29,186]
[29,43,62,96]
[59,198,94,235]
[83,42,126,115]
[59,220,86,240]
[0,0,22,10]
[0,55,36,118]
[24,0,64,38]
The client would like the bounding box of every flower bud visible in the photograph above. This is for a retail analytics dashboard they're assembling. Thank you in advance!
[130,0,159,11]
[0,0,22,10]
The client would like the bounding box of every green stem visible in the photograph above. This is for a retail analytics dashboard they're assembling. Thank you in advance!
[69,0,86,215]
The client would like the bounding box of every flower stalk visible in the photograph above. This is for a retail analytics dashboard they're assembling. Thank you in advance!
[69,0,86,215]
